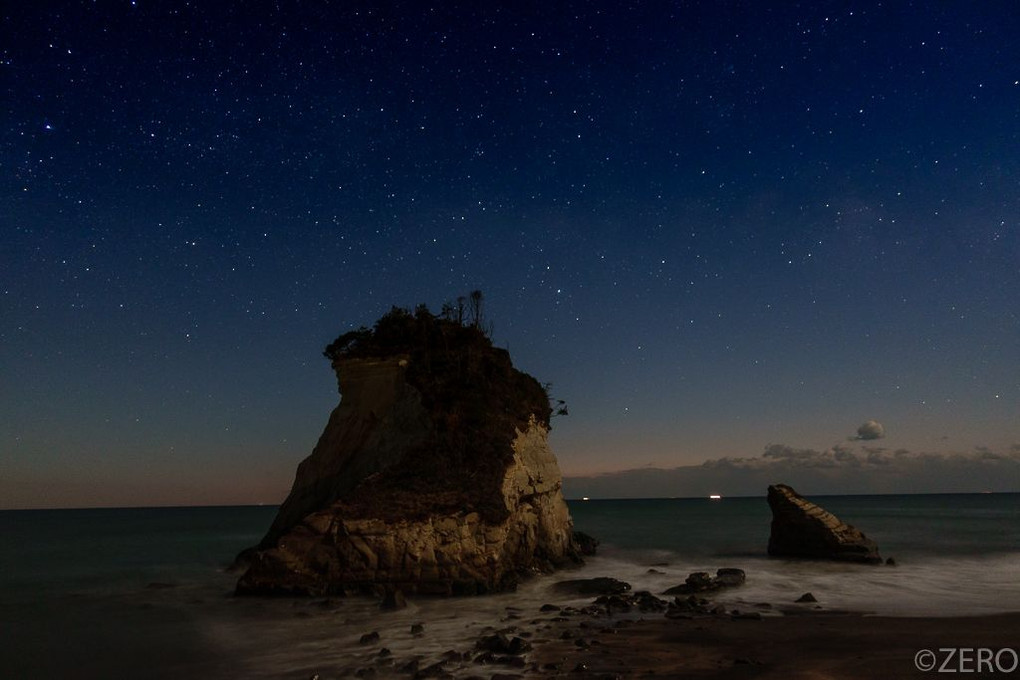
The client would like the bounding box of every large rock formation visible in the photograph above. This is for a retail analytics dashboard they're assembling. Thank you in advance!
[236,303,581,596]
[767,484,882,564]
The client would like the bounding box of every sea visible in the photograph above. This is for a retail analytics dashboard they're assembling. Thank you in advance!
[2,493,1018,679]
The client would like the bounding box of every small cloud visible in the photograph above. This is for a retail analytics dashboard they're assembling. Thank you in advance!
[854,420,885,441]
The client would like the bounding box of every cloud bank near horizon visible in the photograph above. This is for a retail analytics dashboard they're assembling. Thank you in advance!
[563,443,1020,498]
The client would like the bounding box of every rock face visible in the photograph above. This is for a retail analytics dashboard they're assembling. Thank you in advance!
[767,484,881,564]
[236,305,582,596]
[255,357,433,550]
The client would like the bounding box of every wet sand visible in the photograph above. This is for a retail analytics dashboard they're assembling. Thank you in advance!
[527,611,1020,679]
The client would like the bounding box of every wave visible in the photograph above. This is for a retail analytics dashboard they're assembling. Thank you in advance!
[580,545,1020,617]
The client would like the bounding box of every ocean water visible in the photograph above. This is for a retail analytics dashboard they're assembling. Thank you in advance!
[568,494,1020,618]
[1,493,1018,679]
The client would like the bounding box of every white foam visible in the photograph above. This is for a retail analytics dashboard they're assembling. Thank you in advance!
[141,548,1020,678]
[583,546,1020,617]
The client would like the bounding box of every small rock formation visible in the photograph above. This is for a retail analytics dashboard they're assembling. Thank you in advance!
[595,590,669,614]
[236,301,582,596]
[663,568,746,596]
[571,530,599,556]
[767,484,881,563]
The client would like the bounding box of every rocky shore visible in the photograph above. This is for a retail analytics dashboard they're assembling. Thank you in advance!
[290,565,1019,679]
[525,610,1020,679]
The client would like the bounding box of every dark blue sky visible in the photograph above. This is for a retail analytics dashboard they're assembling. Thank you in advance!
[3,1,1018,507]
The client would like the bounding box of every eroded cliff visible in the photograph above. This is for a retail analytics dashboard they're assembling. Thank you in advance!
[237,304,581,596]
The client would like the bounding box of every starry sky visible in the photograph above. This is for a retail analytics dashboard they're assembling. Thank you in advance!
[3,2,1018,508]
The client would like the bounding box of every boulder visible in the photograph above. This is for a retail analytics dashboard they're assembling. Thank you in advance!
[715,568,747,587]
[766,484,881,564]
[236,303,582,596]
[663,568,745,595]
[572,530,599,556]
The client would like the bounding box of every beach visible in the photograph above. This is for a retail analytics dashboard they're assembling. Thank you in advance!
[2,498,1018,678]
[7,565,1018,679]
[190,588,1019,679]
[526,610,1020,679]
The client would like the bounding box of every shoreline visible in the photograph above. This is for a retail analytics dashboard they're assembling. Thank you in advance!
[320,578,1020,680]
[524,610,1020,679]
[5,575,1018,680]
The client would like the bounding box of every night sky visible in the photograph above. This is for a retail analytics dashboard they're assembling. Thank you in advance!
[3,2,1018,508]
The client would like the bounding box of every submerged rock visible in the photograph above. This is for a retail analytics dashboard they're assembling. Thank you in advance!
[767,484,881,564]
[236,303,582,596]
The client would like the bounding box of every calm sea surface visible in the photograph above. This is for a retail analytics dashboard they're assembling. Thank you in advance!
[2,494,1018,679]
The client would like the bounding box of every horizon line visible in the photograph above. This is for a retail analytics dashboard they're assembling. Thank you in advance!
[2,489,1017,512]
[564,490,1017,501]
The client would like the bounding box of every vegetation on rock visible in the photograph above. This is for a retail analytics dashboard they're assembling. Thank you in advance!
[321,293,554,524]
